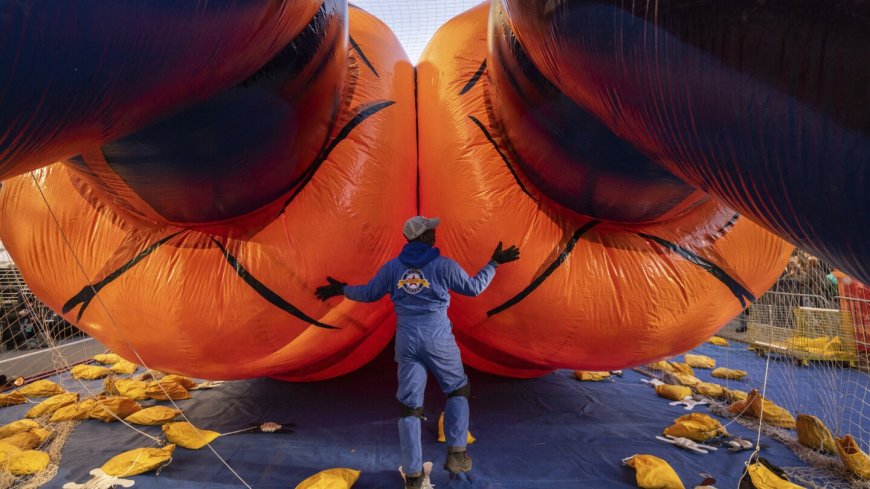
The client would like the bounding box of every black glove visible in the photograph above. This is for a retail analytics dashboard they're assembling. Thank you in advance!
[491,241,520,264]
[315,277,346,301]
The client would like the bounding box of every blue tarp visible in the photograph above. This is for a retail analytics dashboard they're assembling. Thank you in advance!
[2,338,854,488]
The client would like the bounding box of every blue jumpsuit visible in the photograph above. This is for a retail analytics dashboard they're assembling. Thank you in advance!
[344,240,497,476]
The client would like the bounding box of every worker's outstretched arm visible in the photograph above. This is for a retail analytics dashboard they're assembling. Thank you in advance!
[447,242,520,296]
[341,264,392,303]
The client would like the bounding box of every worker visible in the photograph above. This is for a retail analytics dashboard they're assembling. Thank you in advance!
[316,216,519,488]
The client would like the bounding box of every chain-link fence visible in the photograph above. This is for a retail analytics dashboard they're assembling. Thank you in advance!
[0,266,84,354]
[0,263,99,383]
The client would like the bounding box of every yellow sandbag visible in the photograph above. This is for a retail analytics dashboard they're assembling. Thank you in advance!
[295,467,361,489]
[785,336,841,354]
[663,413,727,442]
[796,414,836,453]
[0,419,39,439]
[694,382,726,399]
[30,427,51,446]
[646,361,675,372]
[93,353,122,365]
[573,371,611,381]
[17,379,65,398]
[655,384,691,401]
[162,422,220,449]
[728,390,795,429]
[114,379,148,400]
[8,449,50,475]
[0,391,27,407]
[0,441,21,463]
[1,430,42,450]
[71,364,112,380]
[138,370,165,382]
[624,454,685,489]
[50,398,99,422]
[437,412,476,445]
[161,375,197,390]
[836,435,870,479]
[712,367,748,380]
[684,354,716,369]
[125,406,182,426]
[673,372,701,387]
[668,362,694,376]
[110,360,139,375]
[786,336,841,358]
[101,444,175,477]
[725,389,748,402]
[746,459,805,488]
[89,397,142,422]
[822,337,842,353]
[104,376,143,396]
[663,372,701,387]
[103,376,119,396]
[756,400,796,429]
[145,380,190,401]
[803,346,838,358]
[26,392,79,418]
[729,391,757,414]
[707,336,729,346]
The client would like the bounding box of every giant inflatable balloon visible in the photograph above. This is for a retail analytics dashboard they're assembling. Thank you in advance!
[474,0,869,284]
[417,2,791,376]
[0,1,418,380]
[0,1,325,180]
[0,0,863,380]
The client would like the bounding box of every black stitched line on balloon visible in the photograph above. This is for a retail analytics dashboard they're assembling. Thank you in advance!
[211,238,338,329]
[240,1,333,87]
[414,66,421,214]
[283,100,396,209]
[714,212,740,237]
[460,59,487,95]
[62,232,183,321]
[349,35,379,78]
[487,221,600,316]
[637,233,755,308]
[468,115,534,200]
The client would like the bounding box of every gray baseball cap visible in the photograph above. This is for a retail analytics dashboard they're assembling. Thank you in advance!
[403,216,441,240]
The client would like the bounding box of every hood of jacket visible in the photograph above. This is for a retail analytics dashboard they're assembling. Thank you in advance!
[398,240,441,268]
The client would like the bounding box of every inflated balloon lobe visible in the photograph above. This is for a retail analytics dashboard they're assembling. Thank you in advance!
[66,0,349,234]
[488,1,706,223]
[497,0,870,283]
[0,0,324,180]
[0,3,419,381]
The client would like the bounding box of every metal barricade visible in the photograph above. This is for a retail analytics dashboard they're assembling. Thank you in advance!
[744,291,862,367]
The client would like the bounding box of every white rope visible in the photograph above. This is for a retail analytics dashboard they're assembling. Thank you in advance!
[28,171,254,489]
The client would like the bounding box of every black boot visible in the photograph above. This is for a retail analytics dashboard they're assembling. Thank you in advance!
[403,473,423,489]
[444,449,472,473]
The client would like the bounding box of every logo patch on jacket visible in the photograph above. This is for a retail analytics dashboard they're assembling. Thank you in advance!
[397,268,430,294]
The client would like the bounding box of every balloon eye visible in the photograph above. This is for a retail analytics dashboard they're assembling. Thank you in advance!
[67,3,348,232]
[96,88,322,225]
[0,2,324,181]
[486,4,704,223]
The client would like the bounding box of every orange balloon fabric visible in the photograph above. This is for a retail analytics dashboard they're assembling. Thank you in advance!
[0,2,809,381]
[0,6,416,381]
[417,2,792,377]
